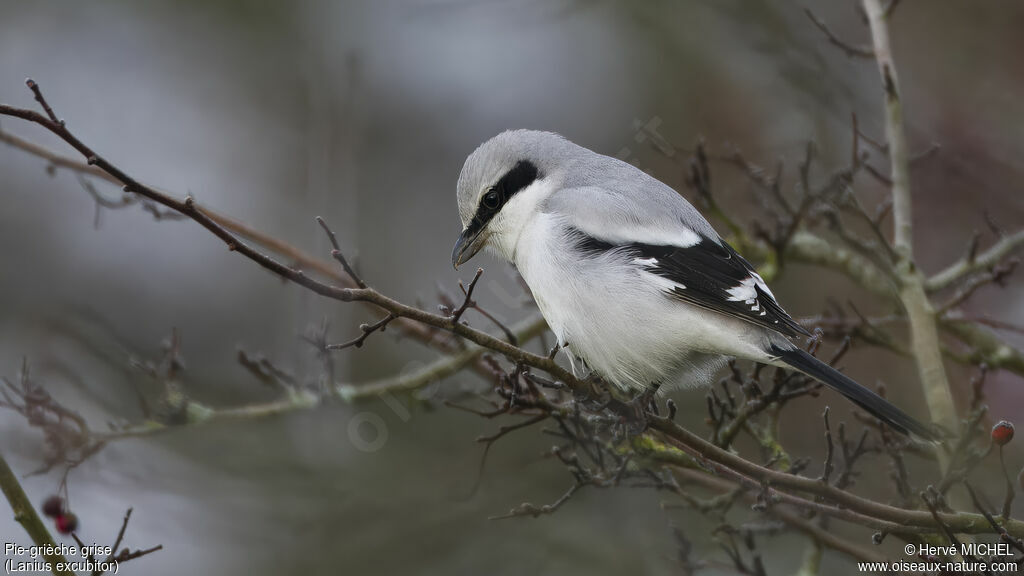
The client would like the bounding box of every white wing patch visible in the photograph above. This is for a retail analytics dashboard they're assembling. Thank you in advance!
[725,279,756,302]
[725,273,776,317]
[726,273,773,301]
[632,257,687,290]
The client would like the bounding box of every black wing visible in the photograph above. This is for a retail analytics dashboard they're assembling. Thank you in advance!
[576,232,810,338]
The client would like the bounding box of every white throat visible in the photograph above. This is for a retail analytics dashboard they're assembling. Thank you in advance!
[484,177,556,264]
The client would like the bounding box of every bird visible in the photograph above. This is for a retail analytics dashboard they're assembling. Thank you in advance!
[451,129,937,441]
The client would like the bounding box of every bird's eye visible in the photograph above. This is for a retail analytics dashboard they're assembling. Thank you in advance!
[482,188,502,209]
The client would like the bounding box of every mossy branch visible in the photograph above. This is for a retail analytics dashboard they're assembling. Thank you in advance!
[0,453,73,576]
[863,0,957,471]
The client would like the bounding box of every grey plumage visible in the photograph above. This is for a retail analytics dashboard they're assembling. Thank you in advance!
[452,129,936,440]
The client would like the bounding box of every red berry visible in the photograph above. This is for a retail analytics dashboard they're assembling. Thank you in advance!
[55,513,78,534]
[992,421,1015,446]
[41,495,64,518]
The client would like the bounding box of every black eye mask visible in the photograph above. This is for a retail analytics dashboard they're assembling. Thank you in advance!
[465,159,540,235]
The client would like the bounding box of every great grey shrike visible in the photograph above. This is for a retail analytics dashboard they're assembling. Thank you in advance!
[452,129,935,440]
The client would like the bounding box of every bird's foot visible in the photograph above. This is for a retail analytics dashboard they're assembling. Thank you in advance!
[623,385,660,436]
[572,373,613,410]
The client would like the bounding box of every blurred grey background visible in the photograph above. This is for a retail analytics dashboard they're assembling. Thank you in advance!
[1,1,1022,574]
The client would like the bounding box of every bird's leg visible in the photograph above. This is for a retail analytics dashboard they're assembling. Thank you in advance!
[624,382,662,435]
[647,382,662,415]
[547,341,563,360]
[573,372,612,410]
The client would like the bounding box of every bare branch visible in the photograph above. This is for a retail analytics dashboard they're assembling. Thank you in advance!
[804,9,876,59]
[450,268,484,323]
[0,81,569,391]
[316,216,367,289]
[95,508,163,573]
[3,75,1024,565]
[490,483,582,520]
[0,452,74,575]
[937,259,1018,315]
[648,416,1024,536]
[26,79,60,124]
[863,0,957,472]
[818,407,835,484]
[326,314,396,351]
[236,349,297,392]
[927,230,1024,292]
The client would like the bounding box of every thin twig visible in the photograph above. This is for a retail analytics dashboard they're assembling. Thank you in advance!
[928,230,1024,292]
[819,407,835,484]
[3,78,1023,555]
[648,416,1024,536]
[326,314,396,350]
[315,216,366,288]
[0,81,570,390]
[490,483,582,520]
[804,9,876,59]
[451,268,484,322]
[26,79,60,124]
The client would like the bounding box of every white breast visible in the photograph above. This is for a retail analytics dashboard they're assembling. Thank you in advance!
[487,182,774,391]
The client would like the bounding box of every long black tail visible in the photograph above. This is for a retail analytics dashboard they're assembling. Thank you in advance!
[772,346,938,442]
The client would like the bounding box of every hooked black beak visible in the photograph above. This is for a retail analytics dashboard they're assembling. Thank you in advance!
[451,228,486,269]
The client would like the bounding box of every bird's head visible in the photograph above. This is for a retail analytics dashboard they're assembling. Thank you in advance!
[452,130,570,268]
